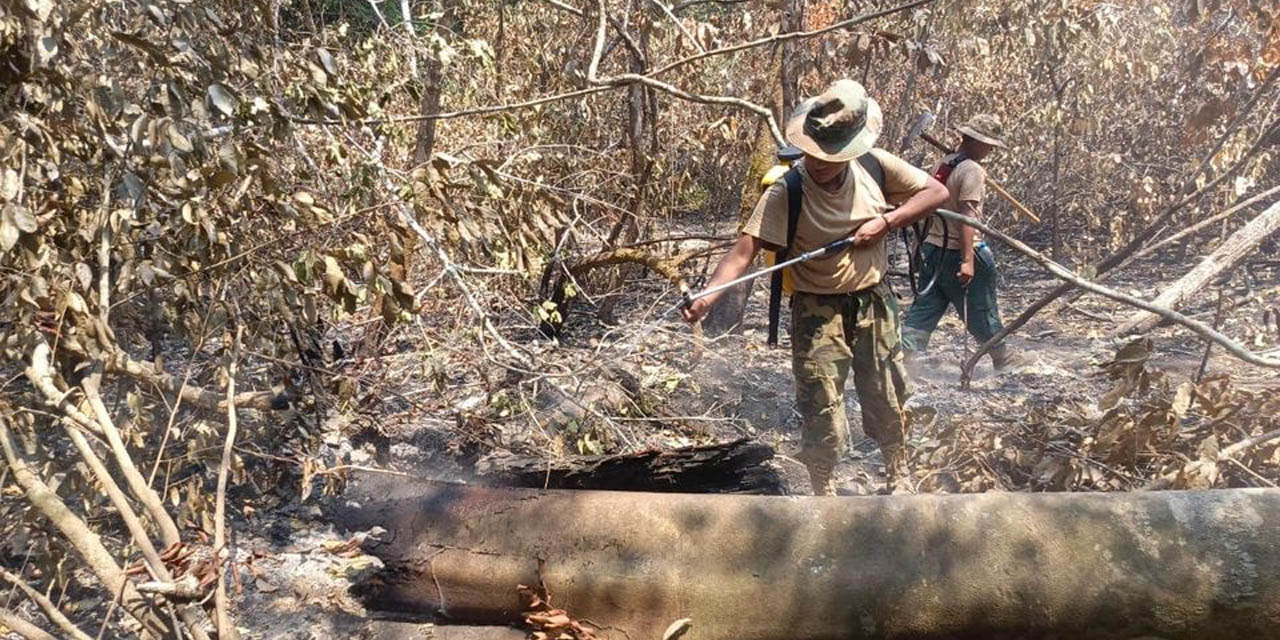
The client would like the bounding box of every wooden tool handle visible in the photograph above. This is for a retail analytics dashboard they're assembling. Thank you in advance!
[917,132,1042,224]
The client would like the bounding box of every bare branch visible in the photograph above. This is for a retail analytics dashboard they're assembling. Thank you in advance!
[0,416,172,638]
[934,208,1280,369]
[214,323,244,640]
[587,0,785,145]
[295,0,933,126]
[1130,184,1280,262]
[0,609,57,640]
[1,569,93,640]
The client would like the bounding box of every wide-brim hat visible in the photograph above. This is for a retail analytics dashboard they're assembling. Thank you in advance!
[956,113,1008,149]
[785,79,882,162]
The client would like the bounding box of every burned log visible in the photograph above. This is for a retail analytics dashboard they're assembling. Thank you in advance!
[339,480,1280,640]
[474,439,786,494]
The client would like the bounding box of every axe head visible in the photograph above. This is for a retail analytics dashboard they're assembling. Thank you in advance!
[902,110,936,148]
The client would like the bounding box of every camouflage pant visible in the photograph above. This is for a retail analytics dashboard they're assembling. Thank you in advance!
[790,281,913,475]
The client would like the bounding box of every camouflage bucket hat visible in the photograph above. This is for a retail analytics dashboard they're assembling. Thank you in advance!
[956,113,1008,149]
[785,79,882,162]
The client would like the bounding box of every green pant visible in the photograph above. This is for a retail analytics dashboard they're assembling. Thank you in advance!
[902,243,1004,351]
[791,281,913,475]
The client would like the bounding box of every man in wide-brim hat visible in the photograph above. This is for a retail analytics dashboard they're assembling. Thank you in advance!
[902,113,1024,371]
[683,79,948,494]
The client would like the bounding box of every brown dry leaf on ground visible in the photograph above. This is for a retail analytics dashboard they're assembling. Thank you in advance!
[518,583,598,640]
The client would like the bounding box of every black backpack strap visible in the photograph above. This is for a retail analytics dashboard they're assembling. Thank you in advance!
[767,168,803,347]
[857,152,886,196]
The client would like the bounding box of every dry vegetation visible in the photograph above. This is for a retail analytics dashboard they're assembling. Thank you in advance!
[0,0,1278,636]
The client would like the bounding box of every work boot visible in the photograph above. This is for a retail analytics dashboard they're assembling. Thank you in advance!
[807,466,836,497]
[990,344,1027,371]
[881,445,914,494]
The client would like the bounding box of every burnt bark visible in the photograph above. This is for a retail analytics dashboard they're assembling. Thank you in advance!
[475,438,785,494]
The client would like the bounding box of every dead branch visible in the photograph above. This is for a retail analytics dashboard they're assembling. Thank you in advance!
[214,323,244,640]
[298,0,933,126]
[934,208,1280,369]
[1126,184,1280,263]
[135,576,204,601]
[1117,198,1280,334]
[0,416,173,639]
[0,609,57,640]
[0,569,93,640]
[569,247,697,288]
[588,0,784,145]
[79,367,184,547]
[62,426,216,640]
[1146,427,1280,490]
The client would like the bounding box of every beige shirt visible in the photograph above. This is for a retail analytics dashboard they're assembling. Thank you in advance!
[926,154,985,250]
[740,149,931,294]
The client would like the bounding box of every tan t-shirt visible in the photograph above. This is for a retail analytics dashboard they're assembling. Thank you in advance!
[925,154,985,250]
[740,149,931,294]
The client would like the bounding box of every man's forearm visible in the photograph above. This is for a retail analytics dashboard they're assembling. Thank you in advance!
[960,201,979,262]
[961,225,976,263]
[883,180,949,230]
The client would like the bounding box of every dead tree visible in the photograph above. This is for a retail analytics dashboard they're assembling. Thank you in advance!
[1117,199,1280,334]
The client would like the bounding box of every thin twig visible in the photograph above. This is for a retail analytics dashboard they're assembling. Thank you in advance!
[214,323,244,640]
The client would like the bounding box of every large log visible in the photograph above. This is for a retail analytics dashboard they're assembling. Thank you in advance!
[337,479,1280,639]
[474,439,786,494]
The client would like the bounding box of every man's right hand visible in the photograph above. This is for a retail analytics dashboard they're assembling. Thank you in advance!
[681,298,710,324]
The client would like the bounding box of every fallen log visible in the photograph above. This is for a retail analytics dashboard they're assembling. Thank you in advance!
[475,439,786,494]
[1117,198,1280,334]
[338,480,1280,640]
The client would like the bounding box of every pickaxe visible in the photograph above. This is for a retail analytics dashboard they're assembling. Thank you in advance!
[903,111,1042,223]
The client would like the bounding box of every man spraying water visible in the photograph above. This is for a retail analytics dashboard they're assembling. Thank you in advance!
[682,79,948,494]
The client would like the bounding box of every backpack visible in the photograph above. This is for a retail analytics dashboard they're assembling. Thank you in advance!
[765,153,886,347]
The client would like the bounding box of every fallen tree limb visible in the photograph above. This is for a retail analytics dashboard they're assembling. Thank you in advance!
[1117,199,1280,334]
[476,438,785,494]
[339,480,1280,640]
[0,569,93,640]
[57,338,276,411]
[1146,427,1280,490]
[933,209,1280,369]
[0,609,57,640]
[0,416,172,639]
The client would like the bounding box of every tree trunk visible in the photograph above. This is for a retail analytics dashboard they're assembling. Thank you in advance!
[475,439,785,494]
[341,482,1280,640]
[1117,199,1280,334]
[701,120,776,336]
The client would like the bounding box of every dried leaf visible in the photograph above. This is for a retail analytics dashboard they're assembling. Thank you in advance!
[207,83,239,117]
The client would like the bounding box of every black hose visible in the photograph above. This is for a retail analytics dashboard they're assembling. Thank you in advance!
[906,214,948,297]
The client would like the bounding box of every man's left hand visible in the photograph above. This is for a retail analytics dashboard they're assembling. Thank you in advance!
[851,215,890,247]
[958,259,975,286]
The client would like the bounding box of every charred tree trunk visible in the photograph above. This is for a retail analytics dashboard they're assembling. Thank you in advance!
[475,439,785,494]
[1118,199,1280,334]
[342,483,1280,640]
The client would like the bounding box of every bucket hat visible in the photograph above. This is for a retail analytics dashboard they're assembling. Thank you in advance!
[956,113,1008,148]
[785,79,882,162]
